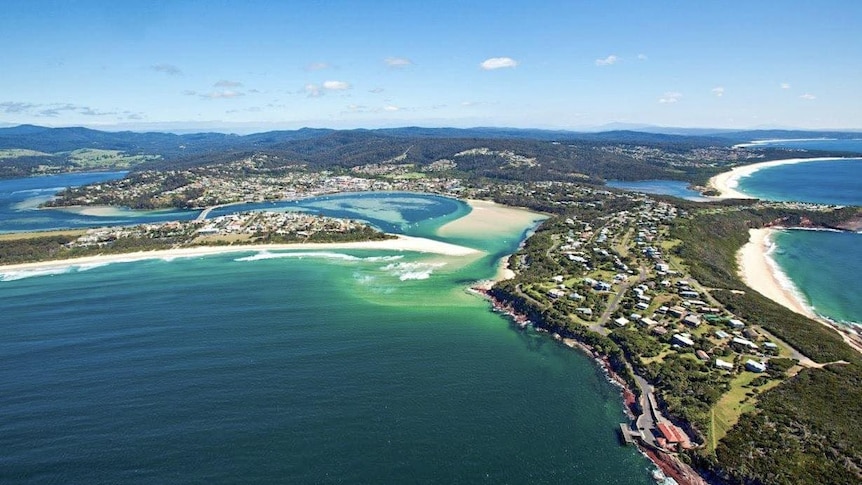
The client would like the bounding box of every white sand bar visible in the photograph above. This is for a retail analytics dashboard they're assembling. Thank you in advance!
[438,199,547,238]
[0,234,480,274]
[708,157,848,199]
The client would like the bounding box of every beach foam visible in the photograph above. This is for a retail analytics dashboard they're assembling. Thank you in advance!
[381,261,446,281]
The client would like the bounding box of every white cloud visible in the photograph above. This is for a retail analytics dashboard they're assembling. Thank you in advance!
[304,84,322,97]
[151,64,181,76]
[637,54,648,61]
[480,57,518,70]
[658,92,683,104]
[369,87,384,94]
[202,90,244,99]
[711,86,725,97]
[323,80,351,90]
[306,62,331,71]
[385,57,413,68]
[214,80,243,88]
[780,82,791,89]
[800,93,816,100]
[383,105,400,112]
[595,55,619,66]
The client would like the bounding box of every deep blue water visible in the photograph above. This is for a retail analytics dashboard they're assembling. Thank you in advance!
[0,176,652,484]
[606,179,710,201]
[736,158,862,206]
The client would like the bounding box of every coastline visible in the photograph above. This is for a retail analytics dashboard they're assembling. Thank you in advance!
[0,234,480,276]
[707,157,847,199]
[737,228,862,355]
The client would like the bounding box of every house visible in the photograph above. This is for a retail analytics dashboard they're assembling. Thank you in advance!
[679,290,700,299]
[594,281,612,292]
[672,333,694,347]
[656,306,669,315]
[763,342,779,354]
[568,292,585,301]
[640,317,658,327]
[551,275,565,283]
[576,307,593,316]
[731,336,759,351]
[715,358,734,371]
[635,302,650,311]
[715,330,730,340]
[652,326,668,336]
[547,289,566,299]
[668,306,686,318]
[728,319,745,329]
[683,315,702,328]
[614,317,630,327]
[696,350,710,361]
[745,359,767,373]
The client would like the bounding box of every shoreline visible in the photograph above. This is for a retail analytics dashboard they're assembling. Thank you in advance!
[737,228,862,355]
[707,156,849,199]
[0,234,480,276]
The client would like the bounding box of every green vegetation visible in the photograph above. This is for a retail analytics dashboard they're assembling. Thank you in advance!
[0,148,51,159]
[671,207,862,364]
[67,149,160,169]
[715,365,862,485]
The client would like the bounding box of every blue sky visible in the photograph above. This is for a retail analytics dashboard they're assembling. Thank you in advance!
[1,0,860,132]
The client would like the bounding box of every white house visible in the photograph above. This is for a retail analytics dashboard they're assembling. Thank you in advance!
[745,360,767,373]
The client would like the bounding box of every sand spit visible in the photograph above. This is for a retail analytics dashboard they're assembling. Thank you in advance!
[0,234,480,275]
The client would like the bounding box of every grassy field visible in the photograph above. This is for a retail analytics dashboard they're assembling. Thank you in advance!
[0,229,87,241]
[0,148,51,159]
[707,370,782,453]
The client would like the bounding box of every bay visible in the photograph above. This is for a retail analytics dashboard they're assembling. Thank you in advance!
[734,139,862,327]
[0,178,653,484]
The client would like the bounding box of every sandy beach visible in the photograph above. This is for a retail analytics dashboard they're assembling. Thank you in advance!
[437,198,547,239]
[0,234,480,275]
[737,228,813,316]
[738,228,862,355]
[708,157,846,199]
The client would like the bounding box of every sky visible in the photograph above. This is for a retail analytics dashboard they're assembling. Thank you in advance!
[1,0,861,132]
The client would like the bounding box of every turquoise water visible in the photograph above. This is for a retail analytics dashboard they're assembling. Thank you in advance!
[771,230,862,326]
[733,139,862,327]
[606,179,711,201]
[0,177,653,484]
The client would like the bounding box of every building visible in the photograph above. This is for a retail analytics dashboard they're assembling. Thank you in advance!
[745,359,767,373]
[715,358,734,371]
[672,333,694,347]
[668,306,686,318]
[683,315,702,328]
[732,336,759,351]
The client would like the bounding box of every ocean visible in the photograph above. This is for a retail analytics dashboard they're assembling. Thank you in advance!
[0,175,653,484]
[736,139,862,327]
